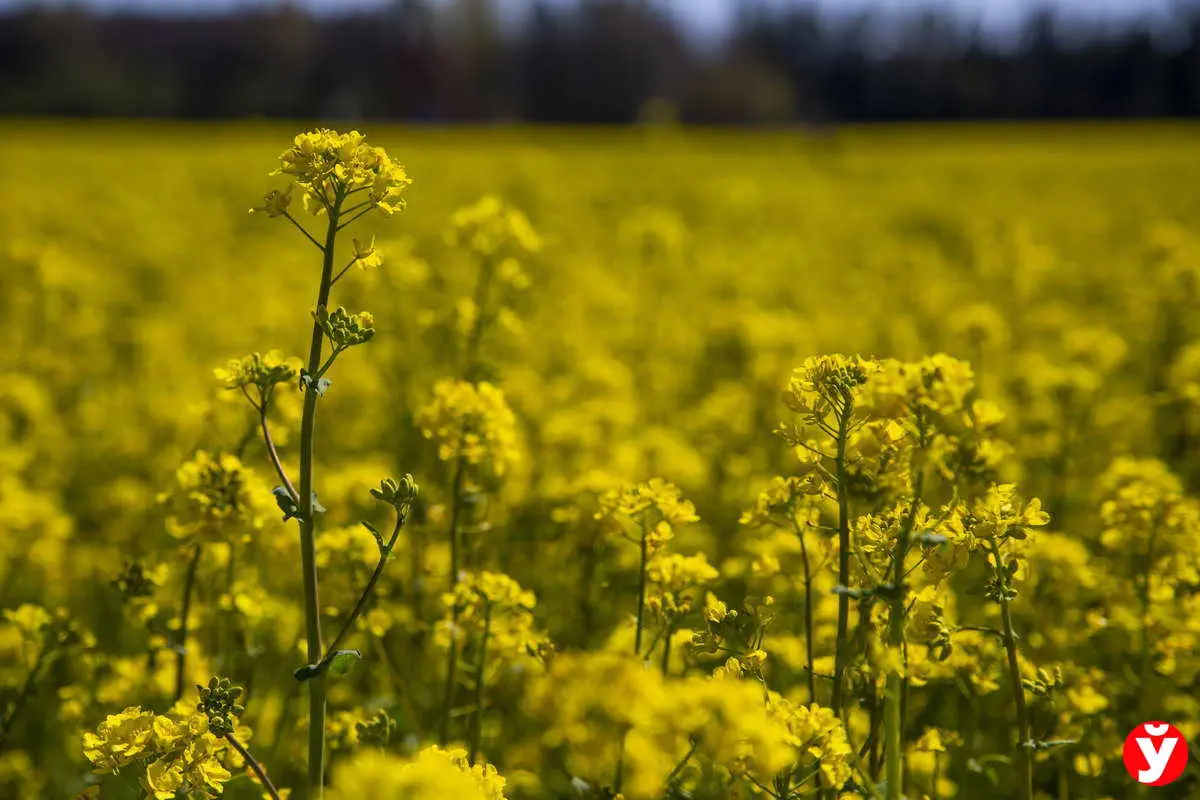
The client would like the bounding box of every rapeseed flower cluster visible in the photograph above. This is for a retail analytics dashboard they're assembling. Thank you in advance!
[417,379,521,479]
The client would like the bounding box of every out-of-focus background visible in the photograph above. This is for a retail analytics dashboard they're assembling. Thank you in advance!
[1,0,1198,123]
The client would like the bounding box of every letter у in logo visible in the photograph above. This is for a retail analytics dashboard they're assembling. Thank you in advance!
[1122,721,1189,786]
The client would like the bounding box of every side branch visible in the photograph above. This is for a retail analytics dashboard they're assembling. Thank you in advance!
[296,510,406,680]
[224,733,283,800]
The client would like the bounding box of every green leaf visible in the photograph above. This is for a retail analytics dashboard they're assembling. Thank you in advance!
[916,531,948,546]
[329,649,363,677]
[293,663,321,681]
[300,371,332,397]
[831,584,870,600]
[311,492,326,515]
[272,487,300,522]
[361,520,385,551]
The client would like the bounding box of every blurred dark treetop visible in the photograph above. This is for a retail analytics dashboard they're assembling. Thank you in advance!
[1,0,1199,123]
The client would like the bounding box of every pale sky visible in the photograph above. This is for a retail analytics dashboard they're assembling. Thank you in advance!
[0,0,1181,40]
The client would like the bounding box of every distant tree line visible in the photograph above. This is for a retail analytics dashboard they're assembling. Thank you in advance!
[1,0,1198,122]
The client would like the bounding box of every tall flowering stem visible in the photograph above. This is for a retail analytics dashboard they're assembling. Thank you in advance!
[634,517,650,656]
[294,192,342,798]
[245,129,411,798]
[788,507,818,704]
[418,379,520,744]
[427,199,538,742]
[777,355,875,715]
[884,466,923,800]
[831,393,854,715]
[989,538,1034,800]
[172,543,203,703]
[439,456,467,745]
[224,733,283,800]
[467,600,493,766]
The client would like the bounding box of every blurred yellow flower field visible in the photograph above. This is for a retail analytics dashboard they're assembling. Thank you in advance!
[1,121,1200,798]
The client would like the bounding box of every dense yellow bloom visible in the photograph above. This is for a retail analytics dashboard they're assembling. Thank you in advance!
[269,128,411,216]
[329,746,506,800]
[861,354,975,421]
[527,653,818,798]
[213,350,302,393]
[447,195,541,259]
[83,706,234,797]
[783,354,876,418]
[766,694,853,788]
[417,379,520,478]
[970,484,1050,540]
[160,451,274,541]
[439,570,548,658]
[647,552,718,595]
[2,604,51,639]
[82,706,157,771]
[597,478,699,531]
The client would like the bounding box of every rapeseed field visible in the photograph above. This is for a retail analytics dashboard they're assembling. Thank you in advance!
[1,121,1199,799]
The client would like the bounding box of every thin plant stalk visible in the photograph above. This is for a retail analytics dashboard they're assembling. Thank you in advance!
[1137,513,1161,716]
[634,517,649,656]
[296,190,345,798]
[310,509,406,675]
[660,623,673,677]
[224,733,283,800]
[990,540,1034,800]
[439,456,467,745]
[791,510,817,703]
[174,543,203,703]
[884,466,924,800]
[467,601,493,766]
[831,394,854,715]
[616,516,652,794]
[0,642,51,750]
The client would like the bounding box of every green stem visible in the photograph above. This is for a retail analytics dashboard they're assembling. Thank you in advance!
[440,456,467,745]
[224,733,282,800]
[329,257,359,288]
[297,193,343,799]
[282,212,325,252]
[634,518,649,656]
[0,642,50,750]
[174,543,203,703]
[991,540,1033,800]
[793,513,818,704]
[369,632,424,738]
[309,511,405,675]
[1137,513,1161,716]
[336,205,373,232]
[831,394,854,715]
[468,602,493,766]
[867,684,881,777]
[666,738,699,787]
[884,467,924,800]
[463,255,495,378]
[660,622,673,677]
[258,402,297,502]
[617,517,652,795]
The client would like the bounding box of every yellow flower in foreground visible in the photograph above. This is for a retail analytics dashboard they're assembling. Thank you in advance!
[329,746,506,800]
[82,707,157,772]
